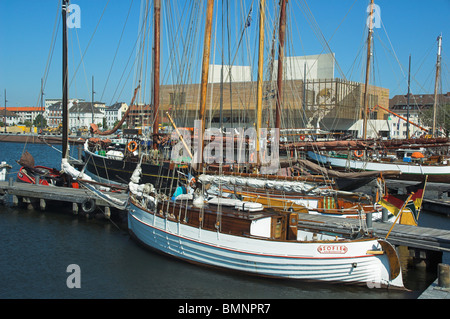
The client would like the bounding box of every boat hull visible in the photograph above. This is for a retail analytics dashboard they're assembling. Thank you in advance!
[128,199,403,288]
[83,149,176,191]
[308,151,450,184]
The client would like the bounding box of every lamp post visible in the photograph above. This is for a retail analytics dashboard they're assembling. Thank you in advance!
[4,89,7,133]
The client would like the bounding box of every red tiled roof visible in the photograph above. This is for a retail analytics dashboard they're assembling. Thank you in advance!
[6,107,44,112]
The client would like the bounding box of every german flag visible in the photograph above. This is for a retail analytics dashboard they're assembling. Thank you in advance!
[378,177,427,226]
[405,176,428,212]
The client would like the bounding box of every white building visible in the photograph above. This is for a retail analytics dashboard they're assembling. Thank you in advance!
[6,107,44,124]
[44,98,81,119]
[105,102,128,129]
[208,65,252,83]
[1,110,18,126]
[389,92,450,138]
[272,53,335,81]
[47,101,105,129]
[69,101,105,130]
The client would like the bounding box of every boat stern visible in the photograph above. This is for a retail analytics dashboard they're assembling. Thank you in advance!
[371,239,404,289]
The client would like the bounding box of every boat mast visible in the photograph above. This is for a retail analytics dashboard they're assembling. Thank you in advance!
[4,89,7,133]
[91,76,95,127]
[362,0,374,140]
[275,0,286,130]
[198,0,215,171]
[432,34,442,137]
[62,0,69,159]
[256,0,265,166]
[40,78,44,131]
[406,54,411,139]
[153,0,161,149]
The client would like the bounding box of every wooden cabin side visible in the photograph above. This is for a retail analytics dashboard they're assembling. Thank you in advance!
[143,198,300,241]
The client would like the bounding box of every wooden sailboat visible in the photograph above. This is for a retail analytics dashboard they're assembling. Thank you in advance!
[192,0,392,221]
[83,0,178,191]
[16,0,74,189]
[127,0,404,288]
[306,3,449,186]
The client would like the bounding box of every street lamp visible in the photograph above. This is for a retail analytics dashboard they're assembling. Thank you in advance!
[4,89,7,133]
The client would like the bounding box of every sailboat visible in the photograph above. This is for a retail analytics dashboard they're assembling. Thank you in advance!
[14,1,128,214]
[307,5,449,187]
[81,1,180,192]
[16,1,75,189]
[127,0,404,288]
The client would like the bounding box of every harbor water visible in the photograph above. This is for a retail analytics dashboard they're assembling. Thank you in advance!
[1,142,449,299]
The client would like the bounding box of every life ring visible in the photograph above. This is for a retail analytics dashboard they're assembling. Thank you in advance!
[299,135,305,141]
[81,198,96,214]
[354,150,364,158]
[127,140,138,153]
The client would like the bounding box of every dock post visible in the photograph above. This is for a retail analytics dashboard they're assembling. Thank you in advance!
[9,177,14,187]
[438,263,450,288]
[35,176,40,185]
[12,195,19,207]
[104,206,111,219]
[77,144,83,161]
[72,203,79,215]
[366,212,373,229]
[39,198,46,211]
[381,208,388,222]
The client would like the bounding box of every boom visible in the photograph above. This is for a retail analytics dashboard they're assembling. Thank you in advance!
[373,104,429,132]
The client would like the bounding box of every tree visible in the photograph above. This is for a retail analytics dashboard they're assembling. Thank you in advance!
[420,104,450,137]
[33,114,47,128]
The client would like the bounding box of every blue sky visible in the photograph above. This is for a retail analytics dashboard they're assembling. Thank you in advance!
[0,0,448,108]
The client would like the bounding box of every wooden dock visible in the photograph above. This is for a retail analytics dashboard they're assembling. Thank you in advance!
[0,180,128,218]
[0,133,85,145]
[419,279,450,299]
[423,198,450,217]
[297,213,450,253]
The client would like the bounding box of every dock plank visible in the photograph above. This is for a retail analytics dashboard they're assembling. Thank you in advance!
[0,181,128,208]
[419,279,450,299]
[297,212,450,252]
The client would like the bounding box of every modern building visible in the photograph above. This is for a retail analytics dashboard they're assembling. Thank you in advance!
[155,78,390,138]
[138,53,390,138]
[272,53,336,81]
[208,65,252,83]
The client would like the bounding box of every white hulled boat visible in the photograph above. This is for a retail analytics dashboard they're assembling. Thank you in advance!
[127,0,404,289]
[127,165,404,288]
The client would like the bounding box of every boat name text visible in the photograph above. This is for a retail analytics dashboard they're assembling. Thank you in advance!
[317,245,348,254]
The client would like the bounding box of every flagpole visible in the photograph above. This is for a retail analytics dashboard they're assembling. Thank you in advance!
[385,193,413,240]
[416,175,428,221]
